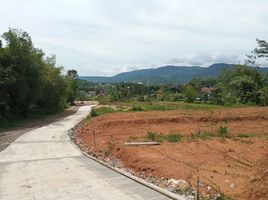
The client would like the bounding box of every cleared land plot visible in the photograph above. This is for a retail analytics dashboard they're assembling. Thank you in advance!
[74,106,268,200]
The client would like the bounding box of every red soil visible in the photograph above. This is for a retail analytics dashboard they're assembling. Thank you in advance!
[74,107,268,200]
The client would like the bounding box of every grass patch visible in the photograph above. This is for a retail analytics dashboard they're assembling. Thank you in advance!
[130,106,143,111]
[86,106,121,120]
[166,133,183,143]
[237,133,252,138]
[107,101,225,112]
[186,131,215,142]
[86,101,251,121]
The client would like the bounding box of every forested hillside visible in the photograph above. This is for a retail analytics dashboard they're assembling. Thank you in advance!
[80,63,268,84]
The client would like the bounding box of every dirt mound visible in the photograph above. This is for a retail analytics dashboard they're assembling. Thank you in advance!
[74,107,268,199]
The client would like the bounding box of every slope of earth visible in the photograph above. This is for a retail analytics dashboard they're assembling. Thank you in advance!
[74,107,268,200]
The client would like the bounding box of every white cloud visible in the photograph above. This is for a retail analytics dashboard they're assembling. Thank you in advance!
[1,0,268,75]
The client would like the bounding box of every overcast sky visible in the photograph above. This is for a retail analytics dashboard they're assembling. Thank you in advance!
[1,0,268,76]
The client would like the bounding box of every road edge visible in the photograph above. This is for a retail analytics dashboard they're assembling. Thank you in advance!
[67,107,191,200]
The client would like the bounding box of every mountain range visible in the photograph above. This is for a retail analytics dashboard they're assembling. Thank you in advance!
[80,63,268,84]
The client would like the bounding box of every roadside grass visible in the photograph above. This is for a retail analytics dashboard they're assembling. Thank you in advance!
[86,101,258,120]
[86,101,227,120]
[0,106,68,132]
[86,106,122,120]
[119,101,225,111]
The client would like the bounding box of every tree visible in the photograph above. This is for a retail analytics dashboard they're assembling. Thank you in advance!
[66,69,79,104]
[0,28,81,127]
[182,85,197,103]
[254,39,268,58]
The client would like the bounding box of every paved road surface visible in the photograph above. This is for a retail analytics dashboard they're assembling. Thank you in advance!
[0,106,171,200]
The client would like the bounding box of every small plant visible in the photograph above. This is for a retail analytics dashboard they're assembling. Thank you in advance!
[90,108,98,117]
[166,133,182,143]
[217,125,230,139]
[146,130,158,141]
[237,133,250,138]
[187,130,214,141]
[131,106,143,111]
[104,135,115,157]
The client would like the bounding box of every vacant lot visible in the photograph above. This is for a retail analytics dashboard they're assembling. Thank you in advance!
[74,106,268,200]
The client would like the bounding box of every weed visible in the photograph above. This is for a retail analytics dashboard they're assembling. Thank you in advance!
[187,130,214,141]
[104,135,115,157]
[217,125,230,139]
[146,130,158,141]
[237,133,251,138]
[166,133,182,143]
[201,193,231,200]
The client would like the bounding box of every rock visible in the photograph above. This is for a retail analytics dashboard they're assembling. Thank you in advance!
[167,178,187,188]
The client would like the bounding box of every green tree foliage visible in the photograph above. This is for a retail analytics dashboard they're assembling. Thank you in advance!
[65,69,79,104]
[0,28,79,127]
[254,39,268,58]
[182,85,198,103]
[218,65,264,105]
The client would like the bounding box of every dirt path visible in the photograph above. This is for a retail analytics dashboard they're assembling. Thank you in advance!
[0,106,79,152]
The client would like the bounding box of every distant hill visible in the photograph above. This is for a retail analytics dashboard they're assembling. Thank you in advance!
[80,63,268,84]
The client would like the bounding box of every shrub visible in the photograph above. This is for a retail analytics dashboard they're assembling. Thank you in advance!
[131,106,143,111]
[90,108,98,117]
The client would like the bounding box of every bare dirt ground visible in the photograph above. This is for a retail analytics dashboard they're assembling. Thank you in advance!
[0,106,80,152]
[74,107,268,200]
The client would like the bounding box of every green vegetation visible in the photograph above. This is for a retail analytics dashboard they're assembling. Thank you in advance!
[166,133,183,143]
[103,135,115,157]
[84,63,268,107]
[126,127,259,144]
[0,28,80,129]
[82,39,268,108]
[217,125,230,140]
[89,107,118,118]
[146,130,158,141]
[187,131,215,142]
[85,101,225,122]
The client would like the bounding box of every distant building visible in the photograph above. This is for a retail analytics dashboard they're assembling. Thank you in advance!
[97,90,107,97]
[201,87,215,95]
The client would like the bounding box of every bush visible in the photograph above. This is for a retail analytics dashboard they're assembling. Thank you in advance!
[90,108,98,117]
[130,106,143,111]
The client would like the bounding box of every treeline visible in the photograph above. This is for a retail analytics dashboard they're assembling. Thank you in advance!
[85,64,268,106]
[0,29,78,128]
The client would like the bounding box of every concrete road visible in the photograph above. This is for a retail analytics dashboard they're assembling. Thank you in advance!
[0,106,171,200]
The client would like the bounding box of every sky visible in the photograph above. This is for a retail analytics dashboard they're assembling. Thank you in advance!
[1,0,268,76]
